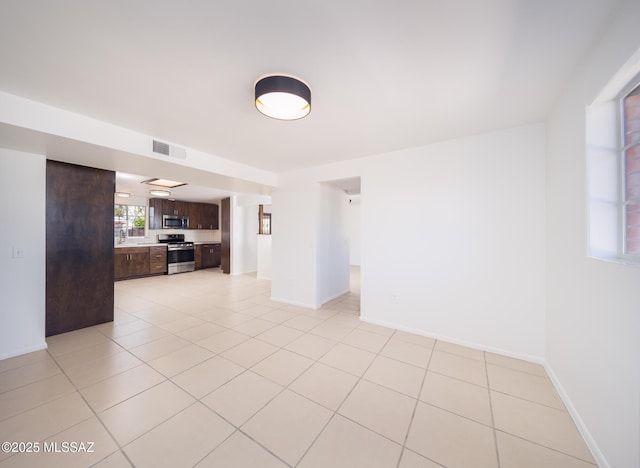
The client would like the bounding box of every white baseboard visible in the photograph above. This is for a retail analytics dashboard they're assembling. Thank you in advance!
[318,289,350,306]
[0,341,48,361]
[270,296,320,310]
[359,315,544,364]
[544,363,607,468]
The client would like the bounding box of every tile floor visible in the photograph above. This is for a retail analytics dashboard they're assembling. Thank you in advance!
[0,268,596,467]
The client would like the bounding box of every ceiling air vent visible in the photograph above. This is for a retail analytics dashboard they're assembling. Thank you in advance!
[152,140,187,160]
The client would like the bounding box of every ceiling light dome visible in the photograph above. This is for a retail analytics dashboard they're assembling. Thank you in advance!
[255,75,311,120]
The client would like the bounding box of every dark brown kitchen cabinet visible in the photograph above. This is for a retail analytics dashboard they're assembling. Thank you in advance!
[149,246,167,275]
[114,247,150,280]
[195,243,221,269]
[46,160,114,336]
[148,198,219,230]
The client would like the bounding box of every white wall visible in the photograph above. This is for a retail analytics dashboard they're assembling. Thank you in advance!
[0,148,47,359]
[545,1,640,466]
[360,124,547,360]
[348,199,361,266]
[271,179,318,308]
[317,183,350,304]
[257,235,272,280]
[230,197,258,275]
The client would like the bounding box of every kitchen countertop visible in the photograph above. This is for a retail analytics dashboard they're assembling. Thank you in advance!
[194,241,221,245]
[114,243,165,248]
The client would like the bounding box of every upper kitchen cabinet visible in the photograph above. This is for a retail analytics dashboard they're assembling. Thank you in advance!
[148,198,219,230]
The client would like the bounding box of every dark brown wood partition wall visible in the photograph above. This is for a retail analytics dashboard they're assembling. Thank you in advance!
[46,160,114,336]
[221,197,231,274]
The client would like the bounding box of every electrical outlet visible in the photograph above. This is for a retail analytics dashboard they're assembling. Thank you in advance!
[12,247,24,258]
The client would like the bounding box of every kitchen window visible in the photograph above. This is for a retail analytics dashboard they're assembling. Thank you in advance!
[622,82,640,257]
[115,204,146,240]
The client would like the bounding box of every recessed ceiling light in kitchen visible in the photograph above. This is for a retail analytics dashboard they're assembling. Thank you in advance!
[142,178,187,188]
[149,189,171,197]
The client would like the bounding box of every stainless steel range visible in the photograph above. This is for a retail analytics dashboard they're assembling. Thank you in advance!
[158,234,195,275]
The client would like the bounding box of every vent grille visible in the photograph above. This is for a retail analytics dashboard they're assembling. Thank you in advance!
[152,140,170,156]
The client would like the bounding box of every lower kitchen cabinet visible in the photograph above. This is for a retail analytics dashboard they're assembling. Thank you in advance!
[149,246,167,275]
[114,247,150,280]
[195,243,221,269]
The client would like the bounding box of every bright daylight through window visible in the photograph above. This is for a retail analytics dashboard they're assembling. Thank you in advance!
[622,84,640,257]
[114,204,146,241]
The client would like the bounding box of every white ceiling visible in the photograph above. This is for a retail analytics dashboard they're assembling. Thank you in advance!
[0,0,621,175]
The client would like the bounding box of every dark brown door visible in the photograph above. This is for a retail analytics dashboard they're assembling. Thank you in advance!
[221,197,231,274]
[46,160,114,336]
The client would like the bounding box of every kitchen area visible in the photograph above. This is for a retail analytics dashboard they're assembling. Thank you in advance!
[113,173,231,281]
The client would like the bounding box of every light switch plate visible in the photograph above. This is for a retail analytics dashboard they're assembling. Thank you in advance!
[12,247,24,258]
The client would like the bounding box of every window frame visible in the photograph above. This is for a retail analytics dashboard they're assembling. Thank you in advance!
[114,204,147,240]
[618,75,640,261]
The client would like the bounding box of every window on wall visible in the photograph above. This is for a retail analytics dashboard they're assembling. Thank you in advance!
[622,83,640,257]
[114,204,146,240]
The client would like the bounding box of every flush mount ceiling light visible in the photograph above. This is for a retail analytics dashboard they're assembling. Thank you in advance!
[142,178,187,188]
[149,189,171,197]
[255,75,311,120]
[115,191,130,198]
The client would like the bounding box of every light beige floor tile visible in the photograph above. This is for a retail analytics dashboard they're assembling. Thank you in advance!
[148,344,214,377]
[420,371,492,425]
[1,416,119,468]
[282,314,325,332]
[487,364,564,409]
[197,329,250,354]
[435,340,485,361]
[96,319,153,340]
[240,303,281,317]
[0,349,51,374]
[341,328,390,353]
[98,381,195,446]
[91,450,133,468]
[131,305,184,325]
[210,312,253,328]
[196,430,287,468]
[392,330,435,349]
[231,318,277,336]
[46,328,111,357]
[124,402,234,468]
[0,373,75,421]
[251,349,314,386]
[309,321,354,341]
[0,358,61,394]
[64,351,142,389]
[175,323,225,343]
[381,338,433,368]
[112,326,171,349]
[485,353,546,376]
[491,391,594,462]
[242,389,332,465]
[0,392,93,461]
[201,370,282,426]
[319,343,376,376]
[80,364,165,412]
[496,431,597,468]
[428,350,488,387]
[357,322,396,337]
[364,355,425,398]
[220,339,279,368]
[398,449,443,468]
[157,316,206,334]
[284,333,337,360]
[128,335,190,362]
[255,325,304,347]
[290,362,358,411]
[259,309,299,324]
[338,380,416,444]
[172,356,244,398]
[53,341,124,371]
[298,414,402,468]
[406,402,498,468]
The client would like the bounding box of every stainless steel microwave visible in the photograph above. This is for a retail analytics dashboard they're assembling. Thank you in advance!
[163,215,189,229]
